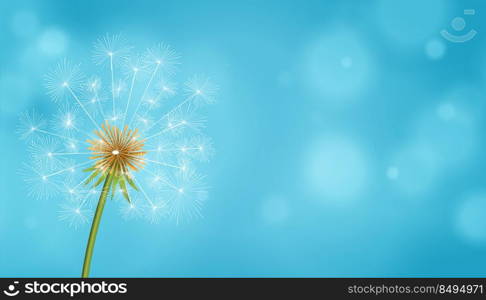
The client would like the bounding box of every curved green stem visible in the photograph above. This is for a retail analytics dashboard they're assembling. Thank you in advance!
[82,173,113,278]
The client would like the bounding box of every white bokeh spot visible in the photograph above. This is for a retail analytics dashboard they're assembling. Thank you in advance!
[304,136,370,202]
[303,28,375,102]
[425,39,446,60]
[38,28,69,56]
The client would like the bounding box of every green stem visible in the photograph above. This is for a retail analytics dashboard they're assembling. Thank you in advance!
[81,173,113,278]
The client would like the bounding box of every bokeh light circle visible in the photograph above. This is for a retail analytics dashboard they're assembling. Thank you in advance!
[303,28,374,102]
[37,28,68,56]
[304,136,370,202]
[386,166,399,180]
[425,39,446,60]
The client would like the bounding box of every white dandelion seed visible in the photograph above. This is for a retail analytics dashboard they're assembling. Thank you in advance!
[58,200,92,229]
[176,136,214,162]
[92,33,132,65]
[148,104,206,139]
[122,54,146,76]
[155,77,177,100]
[50,103,83,134]
[19,161,62,201]
[184,75,219,105]
[142,42,180,75]
[162,170,208,224]
[44,58,85,103]
[17,110,46,140]
[28,136,65,169]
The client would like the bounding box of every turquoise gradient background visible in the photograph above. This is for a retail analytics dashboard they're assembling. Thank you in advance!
[2,0,486,277]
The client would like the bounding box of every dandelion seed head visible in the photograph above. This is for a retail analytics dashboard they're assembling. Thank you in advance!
[21,34,215,226]
[87,122,148,178]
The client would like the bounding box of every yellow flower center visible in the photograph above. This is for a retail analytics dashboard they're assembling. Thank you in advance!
[87,122,147,176]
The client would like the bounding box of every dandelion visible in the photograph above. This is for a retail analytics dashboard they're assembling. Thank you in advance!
[19,34,216,277]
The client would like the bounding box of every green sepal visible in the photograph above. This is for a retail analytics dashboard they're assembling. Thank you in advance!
[84,165,137,204]
[94,173,107,187]
[83,166,97,173]
[85,169,101,185]
[119,177,131,203]
[110,175,120,199]
[125,175,139,191]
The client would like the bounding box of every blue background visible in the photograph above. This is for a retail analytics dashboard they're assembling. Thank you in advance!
[2,0,486,277]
